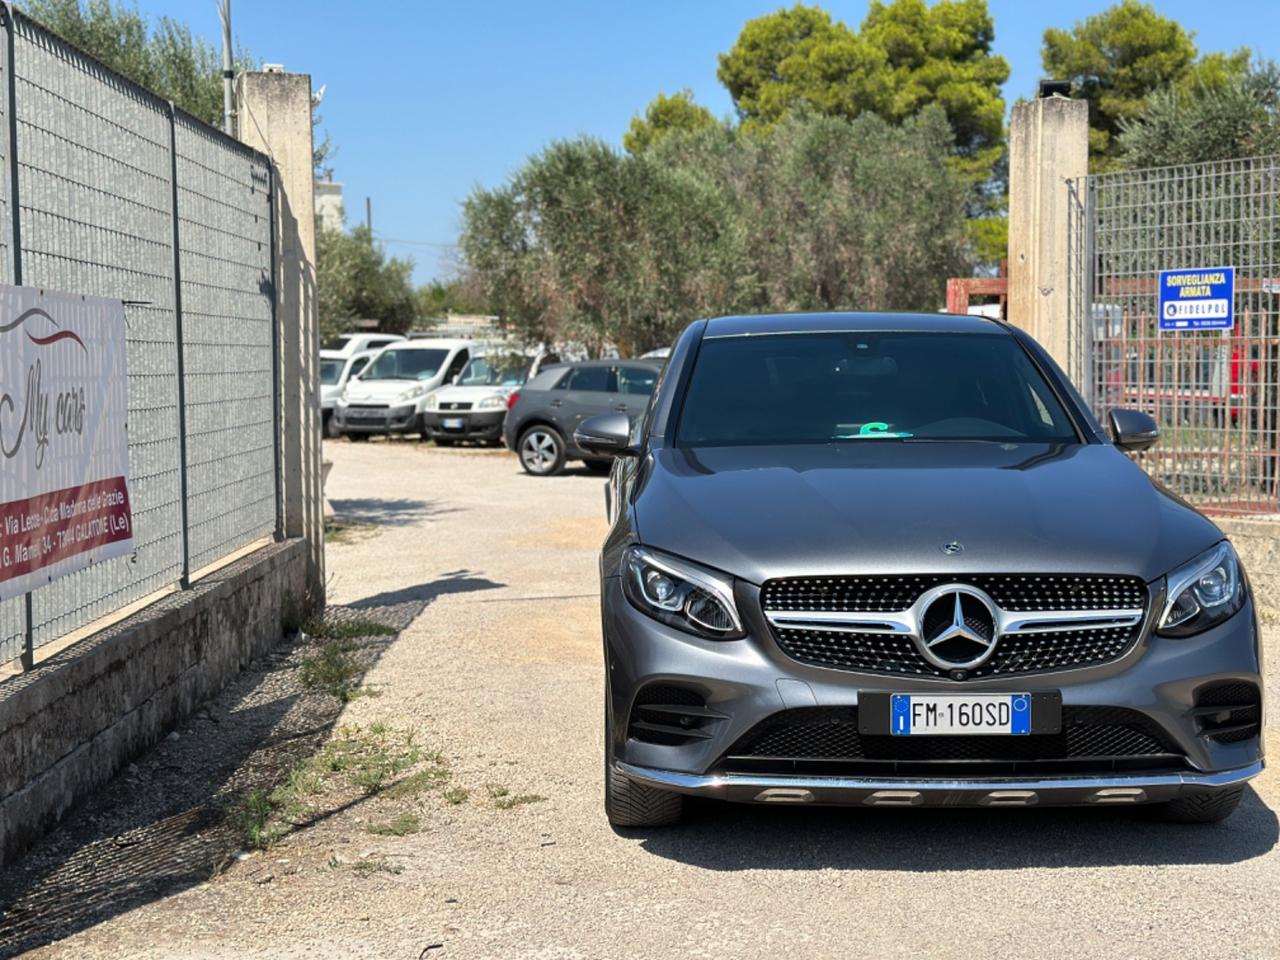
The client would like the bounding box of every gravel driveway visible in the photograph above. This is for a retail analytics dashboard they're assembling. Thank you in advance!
[12,439,1280,959]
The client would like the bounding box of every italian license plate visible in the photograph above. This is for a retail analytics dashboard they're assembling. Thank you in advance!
[442,417,465,429]
[890,693,1031,736]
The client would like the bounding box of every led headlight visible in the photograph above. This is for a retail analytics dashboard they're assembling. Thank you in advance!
[398,385,428,404]
[622,546,743,640]
[423,393,440,411]
[477,394,506,410]
[1157,541,1246,637]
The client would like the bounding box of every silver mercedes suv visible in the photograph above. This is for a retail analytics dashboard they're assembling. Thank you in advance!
[577,312,1264,827]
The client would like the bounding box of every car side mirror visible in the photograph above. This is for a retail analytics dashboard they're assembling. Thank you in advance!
[575,413,638,457]
[1109,408,1159,452]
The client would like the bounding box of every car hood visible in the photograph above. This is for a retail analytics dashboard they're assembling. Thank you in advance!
[433,385,516,404]
[342,380,430,404]
[633,442,1222,584]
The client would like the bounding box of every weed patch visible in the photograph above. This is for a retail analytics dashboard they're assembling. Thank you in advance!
[382,765,450,800]
[325,519,378,546]
[299,639,361,700]
[353,857,404,877]
[229,789,287,850]
[366,813,421,836]
[224,725,444,851]
[486,783,544,810]
[443,786,469,805]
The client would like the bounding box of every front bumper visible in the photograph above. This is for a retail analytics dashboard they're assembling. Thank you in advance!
[604,574,1265,807]
[421,409,505,440]
[334,404,419,434]
[615,759,1263,807]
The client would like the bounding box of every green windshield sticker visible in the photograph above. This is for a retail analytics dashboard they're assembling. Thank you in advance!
[846,421,914,439]
[834,422,916,442]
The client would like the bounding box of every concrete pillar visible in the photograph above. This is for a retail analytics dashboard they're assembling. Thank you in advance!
[235,71,324,601]
[1007,96,1089,368]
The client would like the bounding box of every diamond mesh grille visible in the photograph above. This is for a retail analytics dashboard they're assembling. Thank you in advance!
[763,574,1149,679]
[761,574,1147,613]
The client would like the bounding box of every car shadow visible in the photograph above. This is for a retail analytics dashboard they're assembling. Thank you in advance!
[0,569,504,956]
[632,786,1278,870]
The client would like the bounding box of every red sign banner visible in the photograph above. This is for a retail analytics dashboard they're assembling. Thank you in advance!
[0,477,132,580]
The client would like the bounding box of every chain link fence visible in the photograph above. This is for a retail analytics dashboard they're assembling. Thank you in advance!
[0,10,279,666]
[1069,155,1280,516]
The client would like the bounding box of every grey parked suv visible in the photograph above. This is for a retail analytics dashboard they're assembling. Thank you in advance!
[503,359,664,476]
[576,312,1263,827]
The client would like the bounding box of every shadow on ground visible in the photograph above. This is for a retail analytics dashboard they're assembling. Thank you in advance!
[0,569,503,958]
[634,786,1278,871]
[328,497,457,525]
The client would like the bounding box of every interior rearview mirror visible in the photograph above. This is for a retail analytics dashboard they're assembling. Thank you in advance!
[1108,408,1159,453]
[574,413,638,457]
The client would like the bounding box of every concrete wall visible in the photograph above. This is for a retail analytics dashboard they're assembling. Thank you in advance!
[1218,517,1280,620]
[1007,96,1089,369]
[0,541,308,866]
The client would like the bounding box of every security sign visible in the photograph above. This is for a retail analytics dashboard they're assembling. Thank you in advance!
[1158,266,1235,331]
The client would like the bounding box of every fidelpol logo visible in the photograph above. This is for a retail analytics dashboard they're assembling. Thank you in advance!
[1158,266,1235,331]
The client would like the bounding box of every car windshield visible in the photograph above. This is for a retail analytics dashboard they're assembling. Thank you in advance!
[676,331,1078,446]
[458,355,531,386]
[319,359,343,386]
[360,348,449,381]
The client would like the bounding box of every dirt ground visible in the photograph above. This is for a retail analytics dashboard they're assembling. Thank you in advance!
[4,438,1280,960]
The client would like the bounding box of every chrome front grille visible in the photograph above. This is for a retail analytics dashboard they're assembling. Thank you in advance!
[762,574,1150,679]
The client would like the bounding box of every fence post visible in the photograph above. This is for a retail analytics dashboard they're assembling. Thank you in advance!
[269,164,283,542]
[235,70,324,601]
[3,5,32,669]
[1083,176,1098,411]
[167,104,192,587]
[1008,95,1089,370]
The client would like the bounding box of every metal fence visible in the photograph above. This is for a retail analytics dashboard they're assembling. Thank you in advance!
[1068,154,1280,516]
[0,9,279,666]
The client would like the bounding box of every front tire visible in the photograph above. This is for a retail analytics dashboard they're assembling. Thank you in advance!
[604,686,682,828]
[1152,786,1244,823]
[518,426,566,476]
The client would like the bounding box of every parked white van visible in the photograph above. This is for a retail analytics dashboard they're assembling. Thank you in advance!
[323,331,406,359]
[419,349,559,445]
[332,338,478,440]
[320,349,379,437]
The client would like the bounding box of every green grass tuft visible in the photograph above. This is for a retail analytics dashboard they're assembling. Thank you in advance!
[353,857,404,876]
[366,812,421,836]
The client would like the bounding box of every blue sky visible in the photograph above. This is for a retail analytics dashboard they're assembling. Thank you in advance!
[134,1,1279,284]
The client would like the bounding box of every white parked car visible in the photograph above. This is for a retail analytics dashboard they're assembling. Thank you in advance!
[319,349,378,438]
[333,339,478,440]
[323,331,406,359]
[419,351,558,445]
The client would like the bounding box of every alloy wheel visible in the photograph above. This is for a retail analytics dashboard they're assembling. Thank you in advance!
[520,429,560,474]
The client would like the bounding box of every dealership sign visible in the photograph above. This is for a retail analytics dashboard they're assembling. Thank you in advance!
[1158,266,1235,331]
[0,287,132,601]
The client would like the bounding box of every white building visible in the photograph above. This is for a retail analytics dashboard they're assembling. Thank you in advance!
[314,178,344,233]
